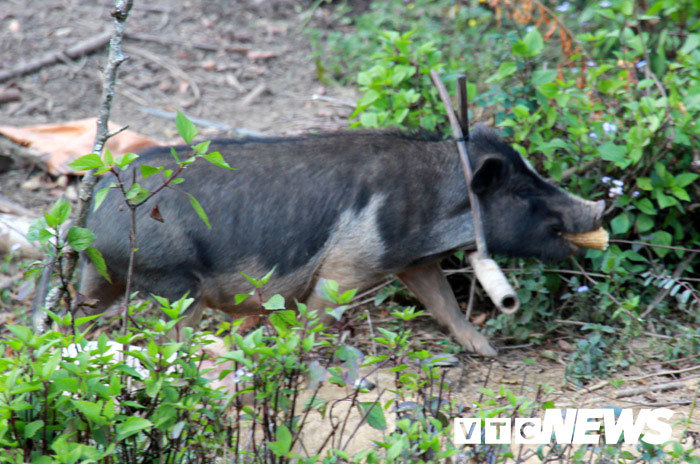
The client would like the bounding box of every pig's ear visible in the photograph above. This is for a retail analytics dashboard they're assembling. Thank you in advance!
[471,155,504,195]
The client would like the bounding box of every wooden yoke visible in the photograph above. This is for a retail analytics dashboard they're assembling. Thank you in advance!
[429,70,520,315]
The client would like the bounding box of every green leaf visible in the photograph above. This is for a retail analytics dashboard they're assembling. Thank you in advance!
[532,69,557,86]
[267,424,292,457]
[125,183,150,205]
[486,62,517,83]
[599,142,628,167]
[655,191,677,209]
[66,227,95,251]
[26,217,49,243]
[635,198,656,215]
[358,402,387,430]
[42,350,61,378]
[116,416,152,441]
[636,177,652,191]
[263,294,285,310]
[671,186,690,201]
[270,310,297,336]
[140,165,160,178]
[48,198,71,227]
[359,112,379,128]
[680,34,700,55]
[86,247,111,283]
[636,214,654,233]
[187,194,210,229]
[675,173,698,188]
[93,185,113,212]
[115,152,139,169]
[68,153,104,171]
[24,420,44,439]
[357,89,380,107]
[203,151,233,170]
[611,214,631,235]
[73,400,103,423]
[103,148,113,166]
[193,141,210,155]
[649,231,672,258]
[175,110,198,144]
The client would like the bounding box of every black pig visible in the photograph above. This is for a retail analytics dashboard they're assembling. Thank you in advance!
[79,125,604,356]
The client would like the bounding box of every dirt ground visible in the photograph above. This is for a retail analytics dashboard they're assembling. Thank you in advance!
[0,0,698,460]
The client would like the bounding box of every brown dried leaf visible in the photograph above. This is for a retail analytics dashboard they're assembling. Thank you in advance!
[543,23,558,40]
[559,28,573,57]
[150,205,164,223]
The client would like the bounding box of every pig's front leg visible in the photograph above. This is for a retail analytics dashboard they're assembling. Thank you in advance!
[396,263,497,357]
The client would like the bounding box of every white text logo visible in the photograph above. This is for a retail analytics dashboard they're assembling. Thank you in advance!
[453,408,674,445]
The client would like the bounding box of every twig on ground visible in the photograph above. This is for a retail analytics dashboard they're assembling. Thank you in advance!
[122,44,200,107]
[614,398,695,407]
[614,374,700,398]
[0,88,21,104]
[579,364,700,394]
[125,31,219,52]
[241,83,267,107]
[0,30,112,83]
[0,136,49,171]
[311,94,356,108]
[640,252,697,318]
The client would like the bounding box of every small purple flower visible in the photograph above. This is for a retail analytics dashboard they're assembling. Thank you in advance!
[555,2,571,12]
[612,179,624,187]
[577,285,590,293]
[635,60,647,70]
[589,132,598,139]
[587,60,596,67]
[632,190,640,197]
[603,122,617,134]
[600,1,611,7]
[601,176,611,184]
[526,25,534,32]
[572,67,579,74]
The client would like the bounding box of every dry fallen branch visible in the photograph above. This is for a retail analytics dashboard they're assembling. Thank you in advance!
[125,31,219,52]
[0,30,112,83]
[614,374,700,399]
[579,364,700,394]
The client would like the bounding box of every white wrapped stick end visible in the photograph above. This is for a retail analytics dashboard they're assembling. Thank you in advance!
[469,252,520,314]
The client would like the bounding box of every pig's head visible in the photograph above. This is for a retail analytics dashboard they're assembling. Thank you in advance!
[467,124,605,261]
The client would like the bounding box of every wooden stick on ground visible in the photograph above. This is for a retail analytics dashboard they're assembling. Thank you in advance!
[614,374,700,398]
[0,30,112,83]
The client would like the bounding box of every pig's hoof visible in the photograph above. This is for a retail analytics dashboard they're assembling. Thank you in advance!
[457,332,497,357]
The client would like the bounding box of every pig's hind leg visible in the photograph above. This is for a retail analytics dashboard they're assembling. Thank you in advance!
[397,263,497,357]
